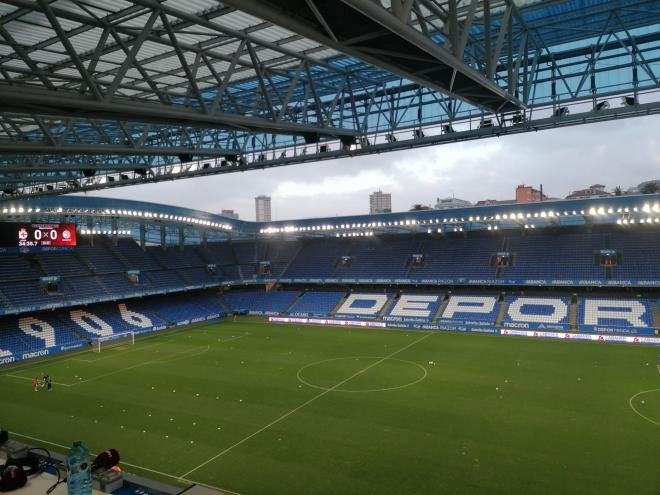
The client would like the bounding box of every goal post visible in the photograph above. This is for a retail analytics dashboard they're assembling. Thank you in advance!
[92,331,135,353]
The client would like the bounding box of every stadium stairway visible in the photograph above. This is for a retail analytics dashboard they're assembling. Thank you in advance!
[495,298,509,326]
[329,292,350,317]
[277,242,304,278]
[652,303,660,332]
[284,292,305,314]
[0,289,11,310]
[54,313,90,344]
[568,299,578,330]
[405,238,427,278]
[431,296,450,323]
[377,293,398,320]
[216,295,232,315]
[27,254,46,279]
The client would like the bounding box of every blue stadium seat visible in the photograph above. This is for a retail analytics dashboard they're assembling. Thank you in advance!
[287,291,346,316]
[221,290,300,315]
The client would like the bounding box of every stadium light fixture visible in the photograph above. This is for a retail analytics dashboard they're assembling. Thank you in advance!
[554,107,570,117]
[622,95,637,106]
[633,207,639,212]
[595,101,610,111]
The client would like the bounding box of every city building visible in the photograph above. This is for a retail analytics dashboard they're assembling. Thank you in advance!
[255,195,272,222]
[220,209,239,220]
[516,184,548,203]
[475,198,515,206]
[369,190,392,214]
[434,197,472,210]
[565,184,612,200]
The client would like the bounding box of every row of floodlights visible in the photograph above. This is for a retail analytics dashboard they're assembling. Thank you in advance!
[1,207,44,214]
[80,229,131,236]
[335,232,375,237]
[260,204,658,235]
[618,218,660,225]
[101,209,232,230]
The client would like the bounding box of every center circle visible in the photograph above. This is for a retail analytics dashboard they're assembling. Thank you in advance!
[629,389,660,427]
[297,356,428,393]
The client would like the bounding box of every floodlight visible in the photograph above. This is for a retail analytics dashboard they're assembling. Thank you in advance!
[443,124,455,134]
[622,95,637,106]
[479,119,493,129]
[511,113,526,125]
[554,107,570,117]
[385,133,397,143]
[595,101,610,111]
[413,129,424,139]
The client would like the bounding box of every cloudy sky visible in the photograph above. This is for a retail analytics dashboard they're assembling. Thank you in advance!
[86,115,660,221]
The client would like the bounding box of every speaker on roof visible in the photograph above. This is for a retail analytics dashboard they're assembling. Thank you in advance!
[177,153,193,163]
[339,136,356,147]
[302,132,320,144]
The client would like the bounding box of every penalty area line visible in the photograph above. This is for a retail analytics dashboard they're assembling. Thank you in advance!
[8,431,243,495]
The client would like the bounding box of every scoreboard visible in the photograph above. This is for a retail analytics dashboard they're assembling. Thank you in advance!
[0,223,77,252]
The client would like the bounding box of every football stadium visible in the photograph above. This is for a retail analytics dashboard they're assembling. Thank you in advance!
[2,1,660,494]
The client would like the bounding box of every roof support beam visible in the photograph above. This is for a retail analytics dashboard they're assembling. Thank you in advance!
[0,85,359,137]
[222,0,522,112]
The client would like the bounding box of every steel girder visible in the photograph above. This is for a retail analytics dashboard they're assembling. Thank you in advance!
[221,0,524,112]
[0,0,659,197]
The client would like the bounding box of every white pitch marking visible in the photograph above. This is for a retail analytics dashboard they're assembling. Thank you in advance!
[180,331,433,479]
[8,431,242,495]
[69,345,210,387]
[72,340,167,363]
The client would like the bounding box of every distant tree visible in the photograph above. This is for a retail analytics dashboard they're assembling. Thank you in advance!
[640,182,660,194]
[614,186,622,196]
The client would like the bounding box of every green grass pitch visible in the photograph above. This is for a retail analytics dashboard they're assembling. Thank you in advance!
[2,319,660,495]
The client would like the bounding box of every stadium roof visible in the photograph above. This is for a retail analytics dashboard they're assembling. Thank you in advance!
[3,193,660,239]
[0,0,659,198]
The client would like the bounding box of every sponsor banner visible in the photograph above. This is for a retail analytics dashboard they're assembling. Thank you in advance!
[437,318,494,326]
[269,316,386,328]
[335,314,382,320]
[501,321,571,330]
[224,277,660,288]
[500,329,660,344]
[578,325,655,335]
[0,355,16,365]
[268,317,660,346]
[383,316,433,323]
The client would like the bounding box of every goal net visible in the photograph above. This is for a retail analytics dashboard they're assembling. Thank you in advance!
[92,332,135,353]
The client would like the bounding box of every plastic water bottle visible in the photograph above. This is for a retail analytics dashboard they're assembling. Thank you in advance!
[66,441,92,495]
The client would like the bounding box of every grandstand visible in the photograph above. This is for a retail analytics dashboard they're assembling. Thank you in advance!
[2,0,660,492]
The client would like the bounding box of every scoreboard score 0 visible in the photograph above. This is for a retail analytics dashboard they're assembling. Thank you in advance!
[0,223,77,252]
